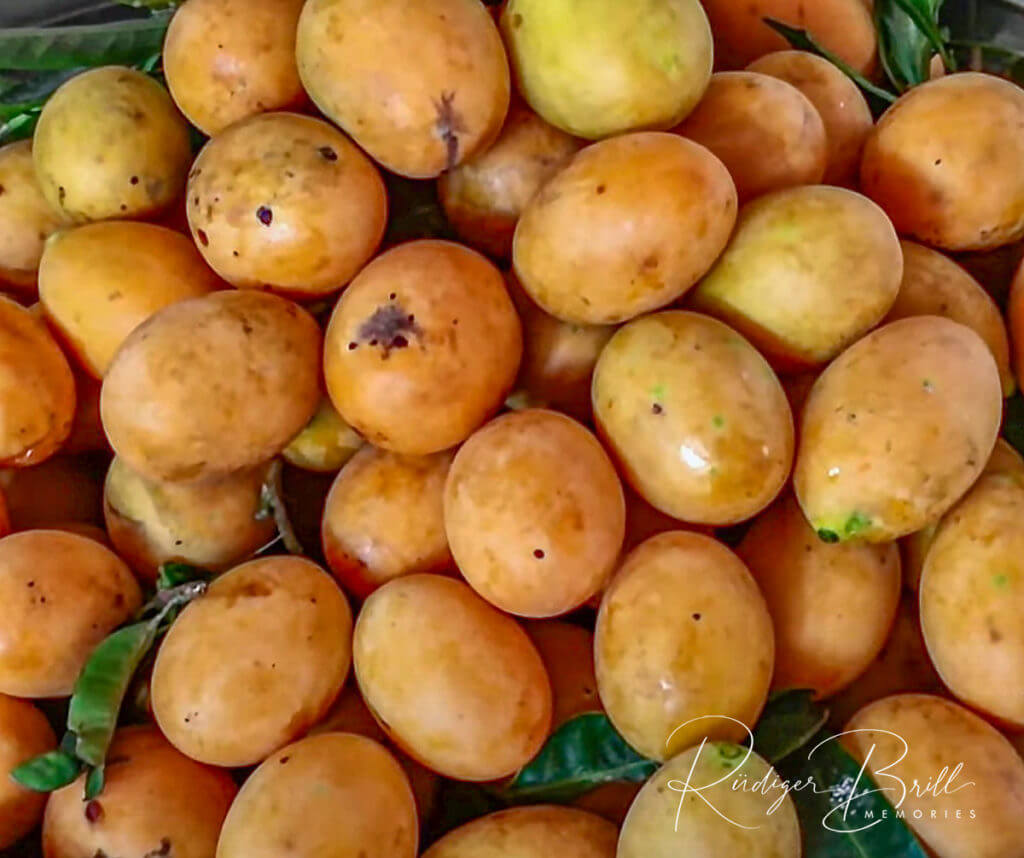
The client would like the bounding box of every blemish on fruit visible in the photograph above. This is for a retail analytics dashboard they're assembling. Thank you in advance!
[357,304,422,358]
[256,206,273,226]
[434,91,466,171]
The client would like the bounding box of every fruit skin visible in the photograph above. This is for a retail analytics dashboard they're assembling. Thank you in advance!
[33,67,191,223]
[737,492,902,699]
[100,290,321,483]
[692,185,903,369]
[595,531,774,761]
[38,221,221,377]
[0,141,68,292]
[861,72,1024,251]
[438,101,583,259]
[42,726,237,858]
[296,0,510,178]
[513,133,737,325]
[150,556,353,767]
[283,397,364,473]
[163,0,307,135]
[747,50,873,187]
[324,240,522,455]
[674,71,827,202]
[592,311,793,525]
[322,445,454,599]
[215,733,418,858]
[794,316,1002,543]
[701,0,877,73]
[444,409,625,617]
[500,0,713,139]
[353,574,552,781]
[0,694,55,849]
[843,695,1024,858]
[0,529,141,698]
[186,112,387,298]
[0,295,76,466]
[618,743,801,858]
[422,805,617,858]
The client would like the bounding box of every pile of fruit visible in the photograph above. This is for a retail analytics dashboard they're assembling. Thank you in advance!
[0,0,1023,856]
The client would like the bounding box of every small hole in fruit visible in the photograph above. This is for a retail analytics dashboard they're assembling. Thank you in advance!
[256,206,273,226]
[692,613,701,621]
[196,229,209,246]
[130,175,139,185]
[348,342,358,350]
[533,549,545,559]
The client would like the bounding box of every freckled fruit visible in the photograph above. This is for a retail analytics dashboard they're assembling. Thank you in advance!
[592,310,793,525]
[861,72,1024,251]
[353,574,552,781]
[500,0,713,139]
[445,409,625,617]
[595,531,774,760]
[33,66,190,222]
[164,0,307,135]
[513,132,737,325]
[296,0,510,178]
[794,316,1002,543]
[674,71,827,202]
[186,112,386,297]
[324,240,522,455]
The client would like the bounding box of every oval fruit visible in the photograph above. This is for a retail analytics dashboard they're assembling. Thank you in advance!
[794,316,1002,542]
[595,532,774,760]
[33,67,190,222]
[43,727,237,858]
[151,556,352,766]
[322,445,453,599]
[0,530,140,697]
[101,290,321,482]
[500,0,712,139]
[513,133,737,325]
[861,72,1024,250]
[738,493,901,698]
[216,733,417,858]
[674,71,827,202]
[592,311,793,525]
[297,0,509,178]
[324,240,522,454]
[692,185,902,368]
[353,574,551,780]
[187,112,386,297]
[39,221,220,376]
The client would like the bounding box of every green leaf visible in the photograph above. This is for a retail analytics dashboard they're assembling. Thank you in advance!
[501,712,657,803]
[875,0,955,91]
[156,562,211,591]
[0,11,173,71]
[84,765,105,801]
[10,749,82,793]
[68,581,205,770]
[424,780,506,845]
[0,109,42,145]
[775,730,929,857]
[764,18,898,112]
[751,689,830,764]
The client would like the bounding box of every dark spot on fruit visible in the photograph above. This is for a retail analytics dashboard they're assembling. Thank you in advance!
[533,548,545,559]
[120,204,127,211]
[242,321,254,335]
[58,186,66,204]
[596,184,606,194]
[512,12,523,27]
[85,800,104,823]
[26,581,34,588]
[114,593,125,607]
[196,229,209,247]
[143,838,172,858]
[0,184,5,196]
[642,254,658,269]
[130,175,139,185]
[357,303,423,358]
[318,146,338,161]
[934,159,942,166]
[434,91,466,171]
[257,206,273,226]
[280,756,290,764]
[692,613,701,621]
[232,250,239,257]
[389,293,396,300]
[348,341,358,350]
[651,403,663,415]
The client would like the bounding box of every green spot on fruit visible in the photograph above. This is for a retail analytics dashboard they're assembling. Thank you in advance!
[650,383,666,399]
[712,414,725,429]
[843,512,872,537]
[715,742,744,769]
[817,529,839,543]
[922,379,935,393]
[993,573,1010,589]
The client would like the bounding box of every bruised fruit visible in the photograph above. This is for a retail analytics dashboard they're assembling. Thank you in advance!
[444,409,625,617]
[513,133,737,325]
[33,67,190,222]
[187,112,387,297]
[592,311,793,525]
[501,0,713,139]
[164,0,307,135]
[674,71,827,202]
[324,240,522,454]
[297,0,510,178]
